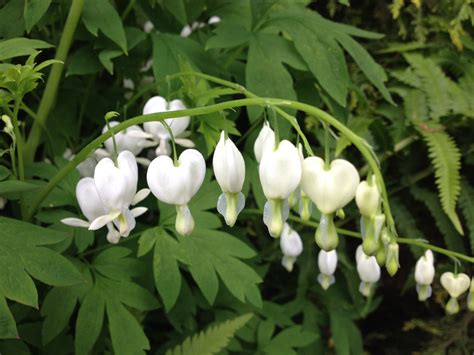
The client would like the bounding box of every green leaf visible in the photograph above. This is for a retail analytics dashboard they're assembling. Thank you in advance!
[0,217,80,312]
[263,326,318,354]
[267,8,349,106]
[419,125,463,235]
[160,0,187,24]
[41,287,77,344]
[329,310,363,355]
[0,296,18,339]
[152,228,184,311]
[0,37,52,61]
[335,117,372,156]
[107,299,150,355]
[98,49,122,74]
[0,166,11,180]
[246,33,297,120]
[206,24,251,50]
[0,180,40,194]
[24,0,52,32]
[82,0,127,53]
[75,286,105,355]
[66,46,102,76]
[165,313,253,355]
[335,33,393,104]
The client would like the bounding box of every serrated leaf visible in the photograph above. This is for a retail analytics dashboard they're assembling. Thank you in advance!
[419,126,463,235]
[24,0,52,32]
[166,313,253,355]
[82,0,127,53]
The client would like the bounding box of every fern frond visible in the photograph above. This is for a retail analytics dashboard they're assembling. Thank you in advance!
[404,89,428,121]
[410,187,466,254]
[166,314,253,355]
[459,179,474,254]
[404,54,452,121]
[419,125,463,235]
[391,68,422,88]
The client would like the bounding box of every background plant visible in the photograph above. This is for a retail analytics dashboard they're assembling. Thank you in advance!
[0,0,473,354]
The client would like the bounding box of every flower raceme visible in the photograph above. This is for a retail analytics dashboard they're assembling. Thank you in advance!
[279,223,303,272]
[259,140,302,237]
[301,157,359,250]
[142,96,194,156]
[62,151,149,243]
[212,131,246,227]
[147,149,206,236]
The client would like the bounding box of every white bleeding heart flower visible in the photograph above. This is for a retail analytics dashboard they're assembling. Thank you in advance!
[213,131,246,227]
[61,151,149,243]
[356,245,381,297]
[254,122,275,163]
[414,250,435,301]
[147,149,205,236]
[143,96,194,156]
[102,121,154,157]
[301,157,360,215]
[355,176,380,217]
[318,250,338,290]
[441,272,471,315]
[208,16,221,25]
[280,223,303,272]
[259,140,301,237]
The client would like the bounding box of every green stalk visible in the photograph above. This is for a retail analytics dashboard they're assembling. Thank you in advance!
[324,123,330,169]
[24,0,85,163]
[11,97,25,181]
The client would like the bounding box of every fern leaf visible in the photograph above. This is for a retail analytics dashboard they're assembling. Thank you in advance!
[459,179,474,254]
[166,313,253,355]
[404,54,452,121]
[404,89,428,122]
[410,187,466,254]
[419,125,463,235]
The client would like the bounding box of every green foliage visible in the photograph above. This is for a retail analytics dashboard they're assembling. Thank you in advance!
[165,313,253,355]
[419,125,463,234]
[459,180,474,254]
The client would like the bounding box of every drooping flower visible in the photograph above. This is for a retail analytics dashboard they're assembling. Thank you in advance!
[212,131,246,227]
[440,272,471,315]
[259,140,301,237]
[147,149,205,236]
[385,242,400,276]
[62,151,149,243]
[414,250,435,301]
[280,223,303,272]
[254,122,275,163]
[301,157,359,251]
[356,176,380,217]
[143,96,194,156]
[318,249,338,290]
[101,120,154,157]
[356,245,381,297]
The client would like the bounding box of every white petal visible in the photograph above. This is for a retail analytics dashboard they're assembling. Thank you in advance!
[356,245,380,283]
[213,131,245,193]
[131,206,148,217]
[117,150,138,204]
[75,177,105,221]
[94,158,129,212]
[175,138,195,148]
[280,223,303,257]
[61,218,91,228]
[318,250,338,275]
[254,122,275,163]
[133,188,150,205]
[89,211,121,230]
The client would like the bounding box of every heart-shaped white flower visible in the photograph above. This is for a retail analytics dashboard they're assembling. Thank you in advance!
[415,250,435,286]
[102,121,154,156]
[301,157,360,214]
[147,149,205,235]
[143,96,194,156]
[440,272,470,298]
[147,149,205,206]
[259,140,301,200]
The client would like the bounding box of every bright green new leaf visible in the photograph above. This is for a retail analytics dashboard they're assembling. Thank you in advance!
[0,37,52,61]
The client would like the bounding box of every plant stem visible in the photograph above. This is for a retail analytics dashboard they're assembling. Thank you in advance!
[24,0,85,163]
[324,123,330,169]
[11,97,25,181]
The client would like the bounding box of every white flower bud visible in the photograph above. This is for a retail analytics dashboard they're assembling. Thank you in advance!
[440,272,470,299]
[254,122,275,163]
[317,249,338,290]
[102,121,153,156]
[355,178,380,217]
[356,245,381,297]
[280,224,303,272]
[415,250,435,285]
[301,157,360,215]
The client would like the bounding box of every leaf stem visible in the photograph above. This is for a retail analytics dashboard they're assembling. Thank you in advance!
[24,0,85,163]
[11,97,24,181]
